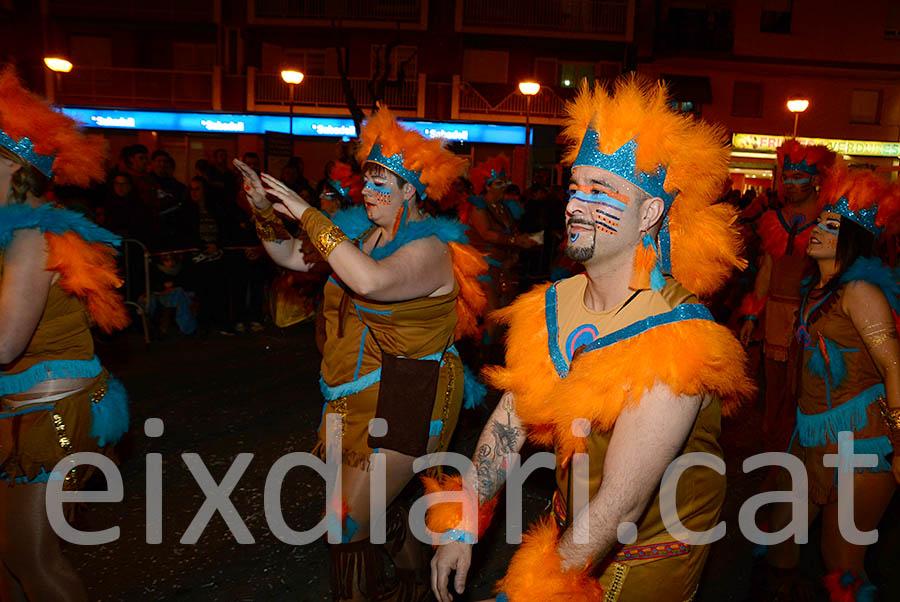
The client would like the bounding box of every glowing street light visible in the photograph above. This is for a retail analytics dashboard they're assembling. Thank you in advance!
[281,70,304,136]
[280,70,304,85]
[43,57,73,73]
[518,81,540,188]
[518,81,540,96]
[787,97,809,137]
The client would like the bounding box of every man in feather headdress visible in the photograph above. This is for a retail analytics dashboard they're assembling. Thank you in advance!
[425,76,753,602]
[738,140,836,457]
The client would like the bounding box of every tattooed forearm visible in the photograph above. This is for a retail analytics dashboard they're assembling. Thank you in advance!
[472,393,523,504]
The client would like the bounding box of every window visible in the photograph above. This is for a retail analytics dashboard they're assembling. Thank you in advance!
[850,89,881,124]
[559,63,595,88]
[370,45,417,80]
[283,49,327,76]
[534,58,557,88]
[760,0,792,34]
[173,43,216,71]
[731,81,763,118]
[887,4,900,40]
[462,49,508,84]
[70,35,112,67]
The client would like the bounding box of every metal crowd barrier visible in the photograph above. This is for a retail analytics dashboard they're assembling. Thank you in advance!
[121,238,151,343]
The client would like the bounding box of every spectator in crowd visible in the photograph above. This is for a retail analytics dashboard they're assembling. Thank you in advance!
[150,150,191,250]
[148,252,197,338]
[102,171,153,242]
[185,176,231,336]
[207,148,237,205]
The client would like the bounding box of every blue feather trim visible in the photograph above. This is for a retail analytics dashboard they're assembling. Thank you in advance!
[503,199,524,220]
[796,383,884,447]
[840,257,900,315]
[330,206,469,258]
[0,467,63,484]
[90,374,129,447]
[468,195,486,210]
[858,583,878,602]
[0,357,102,396]
[331,206,373,240]
[0,204,120,251]
[850,436,893,473]
[462,362,487,409]
[429,419,444,437]
[806,336,848,389]
[320,346,459,401]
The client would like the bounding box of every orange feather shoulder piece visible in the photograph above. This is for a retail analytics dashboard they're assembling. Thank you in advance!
[448,241,488,340]
[484,281,755,458]
[45,232,129,333]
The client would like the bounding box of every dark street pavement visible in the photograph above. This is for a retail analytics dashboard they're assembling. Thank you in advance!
[66,322,900,601]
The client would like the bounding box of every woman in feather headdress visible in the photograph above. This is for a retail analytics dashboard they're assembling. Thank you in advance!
[760,166,900,601]
[235,106,487,601]
[0,67,129,601]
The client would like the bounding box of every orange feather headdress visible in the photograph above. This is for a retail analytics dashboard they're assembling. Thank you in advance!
[819,165,900,239]
[355,105,464,200]
[0,66,106,187]
[561,76,746,297]
[469,155,510,195]
[775,138,836,198]
[326,161,363,205]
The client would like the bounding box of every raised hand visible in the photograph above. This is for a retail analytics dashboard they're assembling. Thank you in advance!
[233,159,270,211]
[261,172,311,222]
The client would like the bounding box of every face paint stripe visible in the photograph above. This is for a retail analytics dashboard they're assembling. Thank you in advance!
[364,181,392,205]
[596,210,621,221]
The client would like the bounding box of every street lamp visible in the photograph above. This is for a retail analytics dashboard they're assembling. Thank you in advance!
[43,57,73,104]
[281,70,304,137]
[787,97,809,138]
[518,81,540,188]
[44,57,73,73]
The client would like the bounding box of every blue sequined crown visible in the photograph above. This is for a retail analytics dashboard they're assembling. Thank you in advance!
[824,196,882,236]
[364,140,428,199]
[782,157,819,175]
[328,178,350,200]
[486,168,508,185]
[0,129,55,178]
[573,128,675,208]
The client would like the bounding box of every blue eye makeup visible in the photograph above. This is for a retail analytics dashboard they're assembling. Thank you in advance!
[816,221,840,235]
[364,181,393,205]
[783,177,811,185]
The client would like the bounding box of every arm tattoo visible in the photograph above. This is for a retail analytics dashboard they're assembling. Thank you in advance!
[474,405,521,505]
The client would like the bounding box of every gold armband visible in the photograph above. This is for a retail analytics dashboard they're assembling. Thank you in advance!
[860,323,899,349]
[252,205,291,242]
[878,397,900,454]
[301,209,349,259]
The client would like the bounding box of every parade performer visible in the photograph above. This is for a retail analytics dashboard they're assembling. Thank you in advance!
[426,76,753,602]
[235,106,487,601]
[761,166,900,601]
[739,140,836,454]
[465,156,539,325]
[0,67,129,601]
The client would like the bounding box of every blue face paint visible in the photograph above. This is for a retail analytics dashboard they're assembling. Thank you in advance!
[569,232,580,242]
[364,181,393,205]
[783,177,811,186]
[816,221,840,236]
[568,188,628,211]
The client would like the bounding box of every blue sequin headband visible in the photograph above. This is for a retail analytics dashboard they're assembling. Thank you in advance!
[782,157,819,176]
[364,140,428,199]
[823,196,882,236]
[573,129,676,209]
[486,168,508,186]
[328,178,350,200]
[0,128,55,178]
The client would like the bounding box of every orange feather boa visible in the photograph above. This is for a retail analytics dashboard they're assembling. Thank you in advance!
[421,473,499,541]
[449,242,488,340]
[757,209,815,258]
[484,282,754,459]
[45,232,129,333]
[495,517,605,602]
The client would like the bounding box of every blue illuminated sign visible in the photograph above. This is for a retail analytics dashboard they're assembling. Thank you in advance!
[60,107,528,145]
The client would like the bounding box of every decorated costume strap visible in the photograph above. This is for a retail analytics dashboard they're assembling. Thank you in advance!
[420,473,500,543]
[300,207,349,259]
[738,293,767,321]
[250,204,290,243]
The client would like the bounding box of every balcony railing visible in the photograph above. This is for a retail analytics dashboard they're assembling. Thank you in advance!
[57,67,215,109]
[251,0,426,27]
[457,0,630,39]
[455,79,567,123]
[49,0,215,21]
[252,71,419,113]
